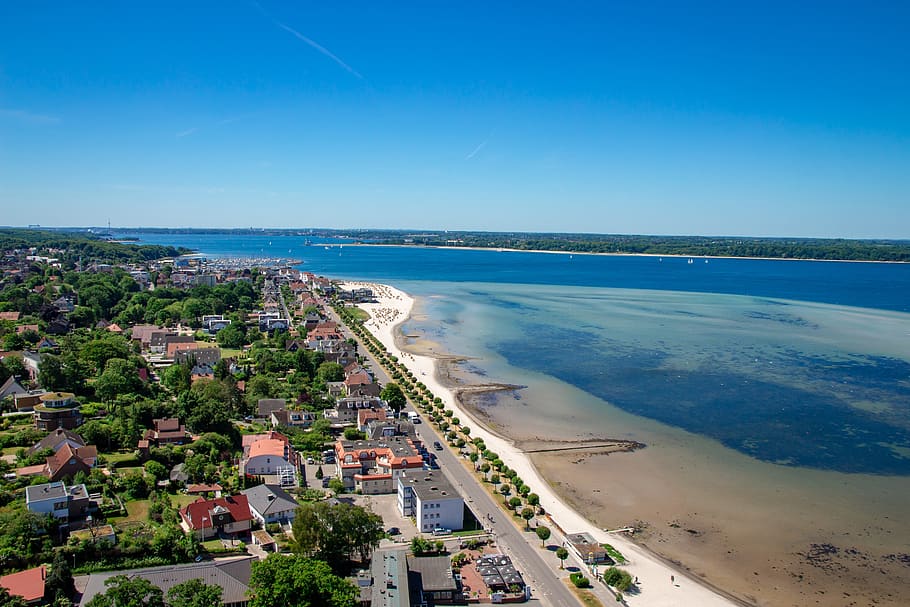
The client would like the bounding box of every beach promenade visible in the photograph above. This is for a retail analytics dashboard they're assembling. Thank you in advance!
[339,281,742,607]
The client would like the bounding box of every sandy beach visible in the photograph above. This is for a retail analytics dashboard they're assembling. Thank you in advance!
[343,281,742,607]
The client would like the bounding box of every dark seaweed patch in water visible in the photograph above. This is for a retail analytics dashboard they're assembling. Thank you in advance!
[497,327,910,475]
[744,311,819,329]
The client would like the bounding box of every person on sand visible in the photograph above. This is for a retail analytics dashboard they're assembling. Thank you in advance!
[671,575,675,584]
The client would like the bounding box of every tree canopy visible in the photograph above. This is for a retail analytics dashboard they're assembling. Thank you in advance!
[248,554,357,607]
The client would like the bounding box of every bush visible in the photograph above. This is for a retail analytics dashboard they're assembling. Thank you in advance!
[570,572,590,588]
[602,567,633,591]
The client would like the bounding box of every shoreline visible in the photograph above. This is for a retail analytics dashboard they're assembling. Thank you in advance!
[344,242,910,264]
[344,280,742,607]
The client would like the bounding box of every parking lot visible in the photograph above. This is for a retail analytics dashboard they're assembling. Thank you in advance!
[301,461,336,488]
[349,493,417,545]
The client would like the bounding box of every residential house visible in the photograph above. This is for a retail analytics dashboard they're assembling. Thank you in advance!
[397,470,464,534]
[0,311,20,322]
[186,483,223,498]
[0,376,28,401]
[173,345,221,367]
[241,484,299,526]
[257,398,287,419]
[33,391,83,431]
[20,443,98,482]
[20,351,42,381]
[15,324,39,336]
[336,436,425,494]
[25,482,92,521]
[325,395,383,426]
[270,409,317,430]
[78,556,255,607]
[144,418,190,446]
[14,391,44,412]
[0,566,46,605]
[128,324,160,350]
[27,428,85,455]
[179,495,253,541]
[240,431,299,486]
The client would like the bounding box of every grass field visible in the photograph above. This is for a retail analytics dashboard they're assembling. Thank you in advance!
[172,494,198,508]
[111,499,150,524]
[348,307,371,322]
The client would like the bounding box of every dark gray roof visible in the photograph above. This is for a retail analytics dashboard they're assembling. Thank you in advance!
[241,484,298,516]
[26,481,67,502]
[401,470,460,502]
[257,398,286,417]
[29,428,85,455]
[370,549,409,607]
[407,555,457,592]
[77,556,255,606]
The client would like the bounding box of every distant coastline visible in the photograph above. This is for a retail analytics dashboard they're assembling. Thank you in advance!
[30,226,909,263]
[347,242,910,264]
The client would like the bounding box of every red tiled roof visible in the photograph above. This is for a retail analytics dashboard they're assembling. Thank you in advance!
[186,483,223,494]
[0,565,46,602]
[0,312,20,321]
[180,495,252,530]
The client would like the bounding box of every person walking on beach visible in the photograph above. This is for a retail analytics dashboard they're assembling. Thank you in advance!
[670,575,675,584]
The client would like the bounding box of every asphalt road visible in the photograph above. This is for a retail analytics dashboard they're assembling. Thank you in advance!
[328,304,580,607]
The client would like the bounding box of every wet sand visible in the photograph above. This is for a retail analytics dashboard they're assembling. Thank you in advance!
[362,282,910,606]
[454,372,910,607]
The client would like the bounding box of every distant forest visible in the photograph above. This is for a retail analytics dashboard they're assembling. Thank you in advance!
[110,227,910,262]
[0,229,187,264]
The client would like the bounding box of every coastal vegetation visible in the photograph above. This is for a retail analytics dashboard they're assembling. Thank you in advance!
[119,227,910,262]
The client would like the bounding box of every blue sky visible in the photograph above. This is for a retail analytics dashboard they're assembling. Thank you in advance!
[1,1,908,238]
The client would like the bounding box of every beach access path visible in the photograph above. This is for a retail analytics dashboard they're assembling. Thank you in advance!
[338,282,743,607]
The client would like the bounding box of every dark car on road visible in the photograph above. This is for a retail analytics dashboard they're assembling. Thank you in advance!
[433,441,443,450]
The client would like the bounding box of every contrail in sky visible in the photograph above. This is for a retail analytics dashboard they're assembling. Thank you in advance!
[465,139,488,160]
[274,21,364,80]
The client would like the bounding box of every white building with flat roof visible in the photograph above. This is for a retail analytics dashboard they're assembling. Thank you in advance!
[397,470,463,534]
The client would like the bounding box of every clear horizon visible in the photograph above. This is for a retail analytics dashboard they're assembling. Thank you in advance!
[1,2,908,239]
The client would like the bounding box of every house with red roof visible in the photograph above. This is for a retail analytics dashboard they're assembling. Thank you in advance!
[179,495,253,540]
[239,431,299,486]
[335,436,425,494]
[0,566,46,605]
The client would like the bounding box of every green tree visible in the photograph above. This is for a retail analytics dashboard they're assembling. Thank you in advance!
[0,588,27,607]
[316,362,344,383]
[521,506,535,529]
[248,554,356,607]
[166,579,223,607]
[85,575,164,607]
[379,383,407,416]
[536,525,551,547]
[556,547,569,569]
[94,358,142,402]
[216,323,247,348]
[291,501,384,573]
[161,363,192,394]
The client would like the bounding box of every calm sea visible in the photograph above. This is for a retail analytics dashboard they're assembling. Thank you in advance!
[126,232,910,475]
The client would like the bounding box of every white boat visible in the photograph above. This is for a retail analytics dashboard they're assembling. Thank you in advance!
[687,258,694,264]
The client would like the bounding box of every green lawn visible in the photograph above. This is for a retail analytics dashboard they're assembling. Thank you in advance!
[173,494,198,508]
[111,499,150,524]
[102,451,140,467]
[348,307,371,322]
